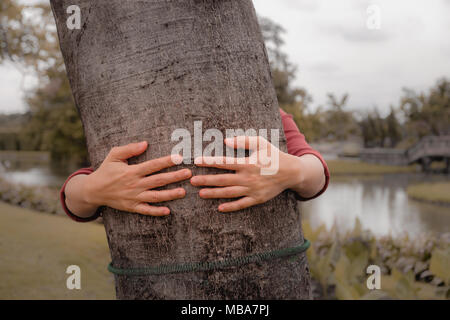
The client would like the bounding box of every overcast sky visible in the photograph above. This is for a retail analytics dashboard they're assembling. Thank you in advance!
[1,0,450,115]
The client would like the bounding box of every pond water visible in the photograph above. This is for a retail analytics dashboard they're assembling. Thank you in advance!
[1,152,449,237]
[301,175,450,237]
[0,153,70,188]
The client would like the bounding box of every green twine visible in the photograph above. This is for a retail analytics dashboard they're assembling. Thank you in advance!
[108,239,310,276]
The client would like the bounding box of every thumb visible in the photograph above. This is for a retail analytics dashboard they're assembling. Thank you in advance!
[107,141,148,161]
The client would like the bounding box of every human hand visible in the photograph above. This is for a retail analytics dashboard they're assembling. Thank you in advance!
[84,141,191,216]
[190,136,304,213]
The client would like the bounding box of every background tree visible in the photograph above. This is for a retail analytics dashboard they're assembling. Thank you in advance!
[23,68,87,164]
[360,113,375,148]
[2,0,448,160]
[0,0,87,164]
[258,16,323,142]
[401,78,450,141]
[1,1,320,162]
[322,93,359,141]
[50,0,311,299]
[385,107,402,147]
[359,107,403,148]
[1,0,42,66]
[359,108,388,148]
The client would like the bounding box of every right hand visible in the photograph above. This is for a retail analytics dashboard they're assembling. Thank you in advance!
[83,141,191,216]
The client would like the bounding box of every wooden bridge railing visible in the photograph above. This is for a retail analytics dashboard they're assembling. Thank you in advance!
[405,136,450,164]
[359,136,450,172]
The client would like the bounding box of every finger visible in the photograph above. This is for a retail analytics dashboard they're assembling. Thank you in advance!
[107,141,148,162]
[194,156,250,170]
[199,186,248,199]
[218,197,256,213]
[137,188,186,203]
[133,203,170,216]
[140,169,192,189]
[190,174,241,187]
[224,136,268,151]
[133,154,183,175]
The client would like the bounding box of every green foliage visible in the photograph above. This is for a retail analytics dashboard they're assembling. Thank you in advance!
[1,0,34,64]
[259,16,325,142]
[322,93,359,141]
[304,219,450,300]
[1,3,449,164]
[1,0,87,165]
[0,113,31,150]
[386,107,402,147]
[360,107,403,148]
[401,78,450,139]
[23,69,87,164]
[0,0,60,70]
[259,17,359,142]
[429,248,450,284]
[360,78,450,148]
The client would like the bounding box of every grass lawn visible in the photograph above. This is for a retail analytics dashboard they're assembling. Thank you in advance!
[327,159,418,175]
[407,182,450,205]
[0,202,115,299]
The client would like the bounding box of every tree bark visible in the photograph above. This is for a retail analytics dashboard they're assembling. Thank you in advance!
[51,0,311,299]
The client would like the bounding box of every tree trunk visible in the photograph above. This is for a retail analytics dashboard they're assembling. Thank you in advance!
[50,0,311,299]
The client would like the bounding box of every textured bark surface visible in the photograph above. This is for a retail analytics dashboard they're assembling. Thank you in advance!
[51,0,311,299]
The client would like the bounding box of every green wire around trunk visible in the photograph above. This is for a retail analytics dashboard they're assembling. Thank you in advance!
[107,239,310,276]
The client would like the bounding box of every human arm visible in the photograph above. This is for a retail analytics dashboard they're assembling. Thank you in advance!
[190,109,329,213]
[60,141,192,220]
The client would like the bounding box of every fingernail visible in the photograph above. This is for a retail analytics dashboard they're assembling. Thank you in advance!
[172,154,183,165]
[194,157,202,165]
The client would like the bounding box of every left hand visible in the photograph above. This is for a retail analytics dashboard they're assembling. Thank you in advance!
[190,136,305,213]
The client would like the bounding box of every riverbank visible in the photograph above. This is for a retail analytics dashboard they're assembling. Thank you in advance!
[0,176,63,215]
[407,182,450,206]
[1,200,447,299]
[327,159,418,175]
[303,220,449,300]
[0,201,114,299]
[0,150,50,162]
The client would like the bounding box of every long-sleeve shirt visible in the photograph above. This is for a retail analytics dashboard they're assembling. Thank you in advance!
[60,108,330,222]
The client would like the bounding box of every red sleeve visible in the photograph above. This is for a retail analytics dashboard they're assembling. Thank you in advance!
[61,110,327,219]
[60,167,101,222]
[280,108,330,201]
